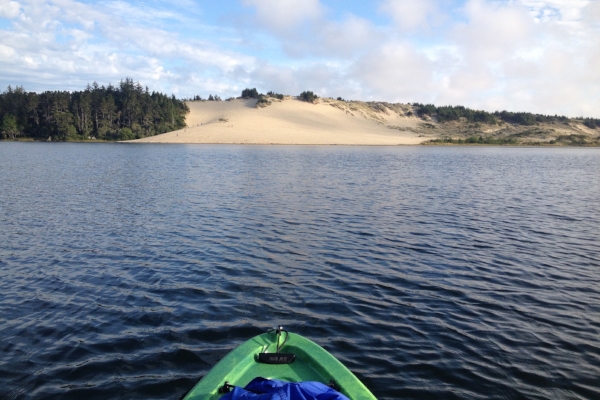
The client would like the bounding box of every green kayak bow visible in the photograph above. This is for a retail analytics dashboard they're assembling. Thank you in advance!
[183,327,377,400]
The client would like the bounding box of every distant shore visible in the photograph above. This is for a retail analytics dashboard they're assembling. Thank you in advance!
[2,80,598,145]
[131,98,427,145]
[130,97,600,146]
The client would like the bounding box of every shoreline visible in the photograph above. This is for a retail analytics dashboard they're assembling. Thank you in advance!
[2,138,599,147]
[3,97,598,147]
[3,140,598,147]
[130,98,430,146]
[128,97,599,146]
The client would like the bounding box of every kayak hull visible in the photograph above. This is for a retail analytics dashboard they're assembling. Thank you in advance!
[183,331,376,400]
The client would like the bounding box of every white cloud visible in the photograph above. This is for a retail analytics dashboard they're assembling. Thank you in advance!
[518,0,590,22]
[315,15,377,57]
[379,0,439,31]
[0,43,16,58]
[275,14,379,59]
[241,0,324,33]
[0,0,20,18]
[421,0,534,107]
[455,0,534,60]
[0,0,599,117]
[0,0,256,95]
[437,0,598,116]
[351,42,435,102]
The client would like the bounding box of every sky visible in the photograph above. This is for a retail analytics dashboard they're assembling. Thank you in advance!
[0,0,599,117]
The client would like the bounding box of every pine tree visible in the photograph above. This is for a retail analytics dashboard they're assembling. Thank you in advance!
[1,114,19,139]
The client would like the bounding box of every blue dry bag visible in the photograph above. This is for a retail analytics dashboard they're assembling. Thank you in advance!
[219,377,351,400]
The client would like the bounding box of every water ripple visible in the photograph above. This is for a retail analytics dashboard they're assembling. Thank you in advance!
[1,144,599,399]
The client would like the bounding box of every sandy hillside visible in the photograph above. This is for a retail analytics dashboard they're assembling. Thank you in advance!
[132,97,431,145]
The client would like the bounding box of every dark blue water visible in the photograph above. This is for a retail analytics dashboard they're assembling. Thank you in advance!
[1,143,599,400]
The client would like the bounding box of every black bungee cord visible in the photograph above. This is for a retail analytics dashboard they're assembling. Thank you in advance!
[266,325,289,353]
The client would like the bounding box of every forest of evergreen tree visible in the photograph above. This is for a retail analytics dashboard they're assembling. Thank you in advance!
[0,78,188,141]
[413,103,600,129]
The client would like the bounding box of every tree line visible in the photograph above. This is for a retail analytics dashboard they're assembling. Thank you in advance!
[413,103,598,128]
[0,78,189,141]
[241,88,306,101]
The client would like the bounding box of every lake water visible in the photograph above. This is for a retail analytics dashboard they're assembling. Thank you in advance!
[1,143,599,400]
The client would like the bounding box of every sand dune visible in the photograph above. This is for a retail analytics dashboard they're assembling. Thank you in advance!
[133,97,430,145]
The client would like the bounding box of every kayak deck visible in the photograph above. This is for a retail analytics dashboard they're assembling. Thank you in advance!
[183,331,376,400]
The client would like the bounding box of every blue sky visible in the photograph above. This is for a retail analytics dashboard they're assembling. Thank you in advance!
[0,0,599,117]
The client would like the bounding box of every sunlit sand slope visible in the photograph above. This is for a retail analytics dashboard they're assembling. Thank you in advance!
[133,98,428,145]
